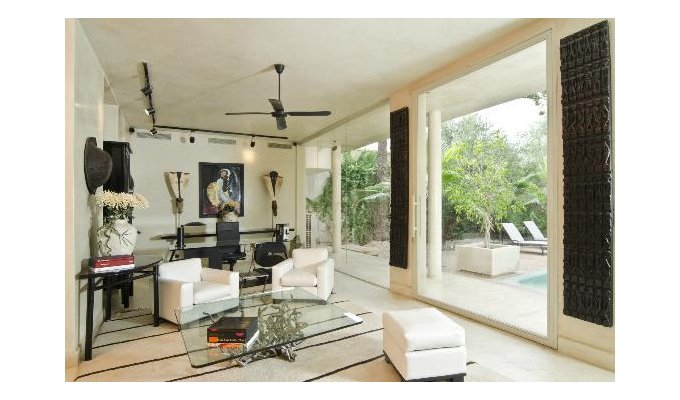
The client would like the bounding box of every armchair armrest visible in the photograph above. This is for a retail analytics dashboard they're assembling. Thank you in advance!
[158,278,194,324]
[201,268,238,286]
[200,268,239,298]
[271,258,294,292]
[315,258,335,301]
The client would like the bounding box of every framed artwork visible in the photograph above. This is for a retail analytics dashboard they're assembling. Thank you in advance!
[198,162,245,218]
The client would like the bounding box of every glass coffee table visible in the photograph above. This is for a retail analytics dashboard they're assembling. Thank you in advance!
[175,288,362,368]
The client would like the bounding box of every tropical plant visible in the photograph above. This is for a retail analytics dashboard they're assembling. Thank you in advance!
[354,181,390,203]
[307,149,380,245]
[442,132,518,248]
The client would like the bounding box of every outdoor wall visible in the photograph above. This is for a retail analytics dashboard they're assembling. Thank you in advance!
[126,132,298,257]
[67,19,109,366]
[388,18,615,371]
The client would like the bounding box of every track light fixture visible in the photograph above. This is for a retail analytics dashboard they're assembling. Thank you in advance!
[250,136,256,148]
[141,62,157,126]
[189,130,196,143]
[140,84,152,96]
[332,140,338,151]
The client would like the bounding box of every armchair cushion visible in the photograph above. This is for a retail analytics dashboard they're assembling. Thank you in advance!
[192,281,236,304]
[280,265,318,287]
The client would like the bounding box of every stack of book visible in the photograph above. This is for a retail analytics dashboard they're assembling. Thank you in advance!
[206,316,259,351]
[90,255,135,273]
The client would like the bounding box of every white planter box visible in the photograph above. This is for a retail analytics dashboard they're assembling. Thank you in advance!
[456,242,519,276]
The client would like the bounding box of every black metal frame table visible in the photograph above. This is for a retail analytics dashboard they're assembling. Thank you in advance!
[239,269,269,292]
[167,242,249,270]
[77,255,163,361]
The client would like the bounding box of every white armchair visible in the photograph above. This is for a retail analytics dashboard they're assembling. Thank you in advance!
[158,258,239,324]
[271,248,334,300]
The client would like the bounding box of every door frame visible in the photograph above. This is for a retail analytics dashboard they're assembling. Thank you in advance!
[409,29,559,349]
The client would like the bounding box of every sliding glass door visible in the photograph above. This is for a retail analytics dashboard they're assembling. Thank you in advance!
[415,38,555,342]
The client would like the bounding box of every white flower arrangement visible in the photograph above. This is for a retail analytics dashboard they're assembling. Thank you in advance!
[95,190,149,221]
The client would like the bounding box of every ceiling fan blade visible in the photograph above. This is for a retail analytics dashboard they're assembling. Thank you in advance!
[276,117,287,130]
[269,98,285,112]
[224,112,271,115]
[286,111,332,117]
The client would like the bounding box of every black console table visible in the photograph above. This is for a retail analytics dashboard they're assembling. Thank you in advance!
[77,255,162,361]
[159,227,295,240]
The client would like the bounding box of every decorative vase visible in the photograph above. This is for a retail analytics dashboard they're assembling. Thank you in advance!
[224,211,238,222]
[98,219,138,256]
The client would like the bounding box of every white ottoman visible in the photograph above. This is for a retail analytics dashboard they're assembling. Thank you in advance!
[383,308,466,382]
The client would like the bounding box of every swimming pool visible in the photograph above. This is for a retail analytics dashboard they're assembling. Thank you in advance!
[500,270,547,293]
[518,273,547,290]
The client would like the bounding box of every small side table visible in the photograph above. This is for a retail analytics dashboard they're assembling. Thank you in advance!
[239,270,269,292]
[77,255,162,361]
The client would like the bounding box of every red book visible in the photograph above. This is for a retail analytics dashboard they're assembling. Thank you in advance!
[91,255,135,267]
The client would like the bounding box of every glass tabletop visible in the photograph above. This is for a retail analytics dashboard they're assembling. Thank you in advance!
[175,288,362,368]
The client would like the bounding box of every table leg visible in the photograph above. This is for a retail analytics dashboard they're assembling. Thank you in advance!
[104,276,112,321]
[153,265,160,326]
[84,275,95,361]
[122,274,130,308]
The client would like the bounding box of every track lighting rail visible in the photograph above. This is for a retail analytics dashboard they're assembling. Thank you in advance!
[135,125,290,141]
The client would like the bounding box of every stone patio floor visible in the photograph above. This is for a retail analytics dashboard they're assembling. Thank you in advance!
[331,244,548,337]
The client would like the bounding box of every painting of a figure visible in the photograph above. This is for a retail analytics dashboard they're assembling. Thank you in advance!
[198,162,244,217]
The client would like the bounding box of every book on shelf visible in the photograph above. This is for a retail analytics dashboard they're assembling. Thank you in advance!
[207,330,259,350]
[206,316,258,344]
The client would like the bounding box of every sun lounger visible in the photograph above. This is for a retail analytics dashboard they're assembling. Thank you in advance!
[523,220,547,242]
[501,222,547,254]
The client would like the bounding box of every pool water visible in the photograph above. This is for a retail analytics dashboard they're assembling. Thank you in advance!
[518,273,547,290]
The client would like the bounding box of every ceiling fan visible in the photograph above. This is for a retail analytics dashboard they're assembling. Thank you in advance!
[224,64,331,130]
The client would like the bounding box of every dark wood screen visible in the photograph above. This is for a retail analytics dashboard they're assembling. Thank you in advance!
[389,107,409,269]
[560,20,613,327]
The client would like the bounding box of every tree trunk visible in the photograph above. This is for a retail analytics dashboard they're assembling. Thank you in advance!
[375,139,390,241]
[483,215,491,249]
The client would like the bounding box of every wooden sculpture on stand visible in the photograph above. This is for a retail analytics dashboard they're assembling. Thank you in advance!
[263,171,283,224]
[167,171,190,227]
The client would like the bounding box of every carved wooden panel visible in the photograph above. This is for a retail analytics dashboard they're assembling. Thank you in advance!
[560,21,613,327]
[390,107,409,269]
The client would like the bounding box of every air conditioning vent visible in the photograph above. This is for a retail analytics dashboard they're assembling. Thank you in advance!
[268,143,293,150]
[137,132,171,140]
[208,138,237,145]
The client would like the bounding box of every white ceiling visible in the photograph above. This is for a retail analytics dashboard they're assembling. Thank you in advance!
[305,103,391,150]
[80,18,531,142]
[427,40,546,122]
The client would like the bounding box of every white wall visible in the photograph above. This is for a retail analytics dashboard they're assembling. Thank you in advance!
[68,19,109,365]
[127,132,298,256]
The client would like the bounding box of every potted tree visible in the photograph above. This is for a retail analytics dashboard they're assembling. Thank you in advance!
[442,133,519,276]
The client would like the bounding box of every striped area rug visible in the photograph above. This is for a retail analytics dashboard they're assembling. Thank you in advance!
[74,293,509,382]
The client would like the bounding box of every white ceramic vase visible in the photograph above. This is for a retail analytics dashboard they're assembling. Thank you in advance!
[98,219,138,256]
[223,211,238,222]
